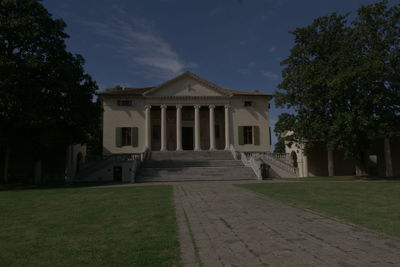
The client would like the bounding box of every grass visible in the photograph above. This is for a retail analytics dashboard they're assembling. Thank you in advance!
[280,176,400,182]
[238,179,400,238]
[0,185,180,267]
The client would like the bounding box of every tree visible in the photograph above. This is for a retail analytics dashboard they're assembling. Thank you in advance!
[275,0,400,176]
[273,113,296,153]
[274,138,286,153]
[0,0,102,183]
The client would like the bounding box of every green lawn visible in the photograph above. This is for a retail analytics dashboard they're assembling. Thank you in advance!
[238,180,400,237]
[0,185,180,267]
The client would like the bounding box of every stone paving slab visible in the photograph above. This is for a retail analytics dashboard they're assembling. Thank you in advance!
[174,181,400,267]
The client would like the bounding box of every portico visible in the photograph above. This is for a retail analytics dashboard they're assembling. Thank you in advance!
[145,104,231,151]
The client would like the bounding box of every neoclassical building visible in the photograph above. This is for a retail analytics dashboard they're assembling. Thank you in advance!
[99,72,272,155]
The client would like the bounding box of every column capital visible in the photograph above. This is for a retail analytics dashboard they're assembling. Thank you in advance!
[194,105,201,109]
[209,104,216,109]
[176,104,183,109]
[160,104,167,109]
[144,104,152,109]
[224,104,231,109]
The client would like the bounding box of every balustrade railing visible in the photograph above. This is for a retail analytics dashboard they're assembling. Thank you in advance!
[79,151,148,176]
[241,151,298,176]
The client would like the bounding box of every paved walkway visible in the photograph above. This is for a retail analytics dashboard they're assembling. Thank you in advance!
[174,181,400,267]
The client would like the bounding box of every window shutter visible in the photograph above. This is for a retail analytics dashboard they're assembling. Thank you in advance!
[115,128,122,147]
[131,127,138,147]
[254,126,260,145]
[238,126,244,145]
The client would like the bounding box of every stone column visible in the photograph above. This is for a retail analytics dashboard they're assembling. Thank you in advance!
[176,105,183,151]
[384,137,393,177]
[224,104,231,150]
[144,104,151,150]
[194,105,201,151]
[209,104,216,150]
[303,154,309,177]
[160,104,167,151]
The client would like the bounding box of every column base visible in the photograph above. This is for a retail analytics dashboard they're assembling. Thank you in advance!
[209,148,216,151]
[194,148,202,151]
[176,148,183,151]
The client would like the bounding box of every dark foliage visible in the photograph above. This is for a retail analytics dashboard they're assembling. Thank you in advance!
[0,0,102,158]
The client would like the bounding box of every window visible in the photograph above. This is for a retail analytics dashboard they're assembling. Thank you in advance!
[116,127,138,147]
[121,128,132,146]
[239,126,260,146]
[243,126,253,144]
[117,100,132,106]
[244,101,252,107]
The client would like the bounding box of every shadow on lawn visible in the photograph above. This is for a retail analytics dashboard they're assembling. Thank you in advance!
[0,181,128,191]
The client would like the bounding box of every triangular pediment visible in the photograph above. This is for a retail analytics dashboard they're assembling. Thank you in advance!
[143,72,230,97]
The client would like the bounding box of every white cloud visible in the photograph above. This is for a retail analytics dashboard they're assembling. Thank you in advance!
[269,47,276,53]
[248,61,256,68]
[81,8,195,80]
[209,7,223,17]
[261,71,279,80]
[238,68,249,75]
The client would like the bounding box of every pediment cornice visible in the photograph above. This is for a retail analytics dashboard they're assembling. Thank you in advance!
[143,71,232,97]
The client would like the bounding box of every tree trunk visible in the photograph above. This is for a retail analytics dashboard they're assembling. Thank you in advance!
[327,149,334,177]
[384,137,393,177]
[3,146,9,184]
[34,160,42,184]
[355,151,369,176]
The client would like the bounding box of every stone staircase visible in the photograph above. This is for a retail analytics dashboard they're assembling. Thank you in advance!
[241,152,299,178]
[136,151,257,182]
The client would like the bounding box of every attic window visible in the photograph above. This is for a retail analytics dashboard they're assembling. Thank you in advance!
[117,100,132,106]
[244,101,252,107]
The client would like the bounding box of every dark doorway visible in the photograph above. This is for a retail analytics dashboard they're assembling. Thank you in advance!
[182,127,194,150]
[113,166,122,182]
[290,151,298,168]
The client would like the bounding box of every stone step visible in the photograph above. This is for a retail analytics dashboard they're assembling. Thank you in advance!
[136,166,257,182]
[141,159,243,168]
[150,150,234,160]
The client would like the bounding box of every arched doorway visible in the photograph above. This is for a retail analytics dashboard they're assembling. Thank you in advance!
[290,151,298,168]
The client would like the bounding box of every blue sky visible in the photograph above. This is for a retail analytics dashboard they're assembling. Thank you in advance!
[42,0,384,148]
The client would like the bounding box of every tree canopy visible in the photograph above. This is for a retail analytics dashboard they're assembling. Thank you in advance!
[0,0,101,156]
[275,0,400,173]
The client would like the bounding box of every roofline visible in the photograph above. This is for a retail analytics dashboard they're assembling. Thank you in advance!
[96,71,274,98]
[96,92,274,99]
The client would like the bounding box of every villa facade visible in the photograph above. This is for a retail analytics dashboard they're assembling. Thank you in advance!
[99,72,273,155]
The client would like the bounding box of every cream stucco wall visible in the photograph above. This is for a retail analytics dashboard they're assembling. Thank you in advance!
[103,97,147,154]
[65,144,87,180]
[231,97,270,152]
